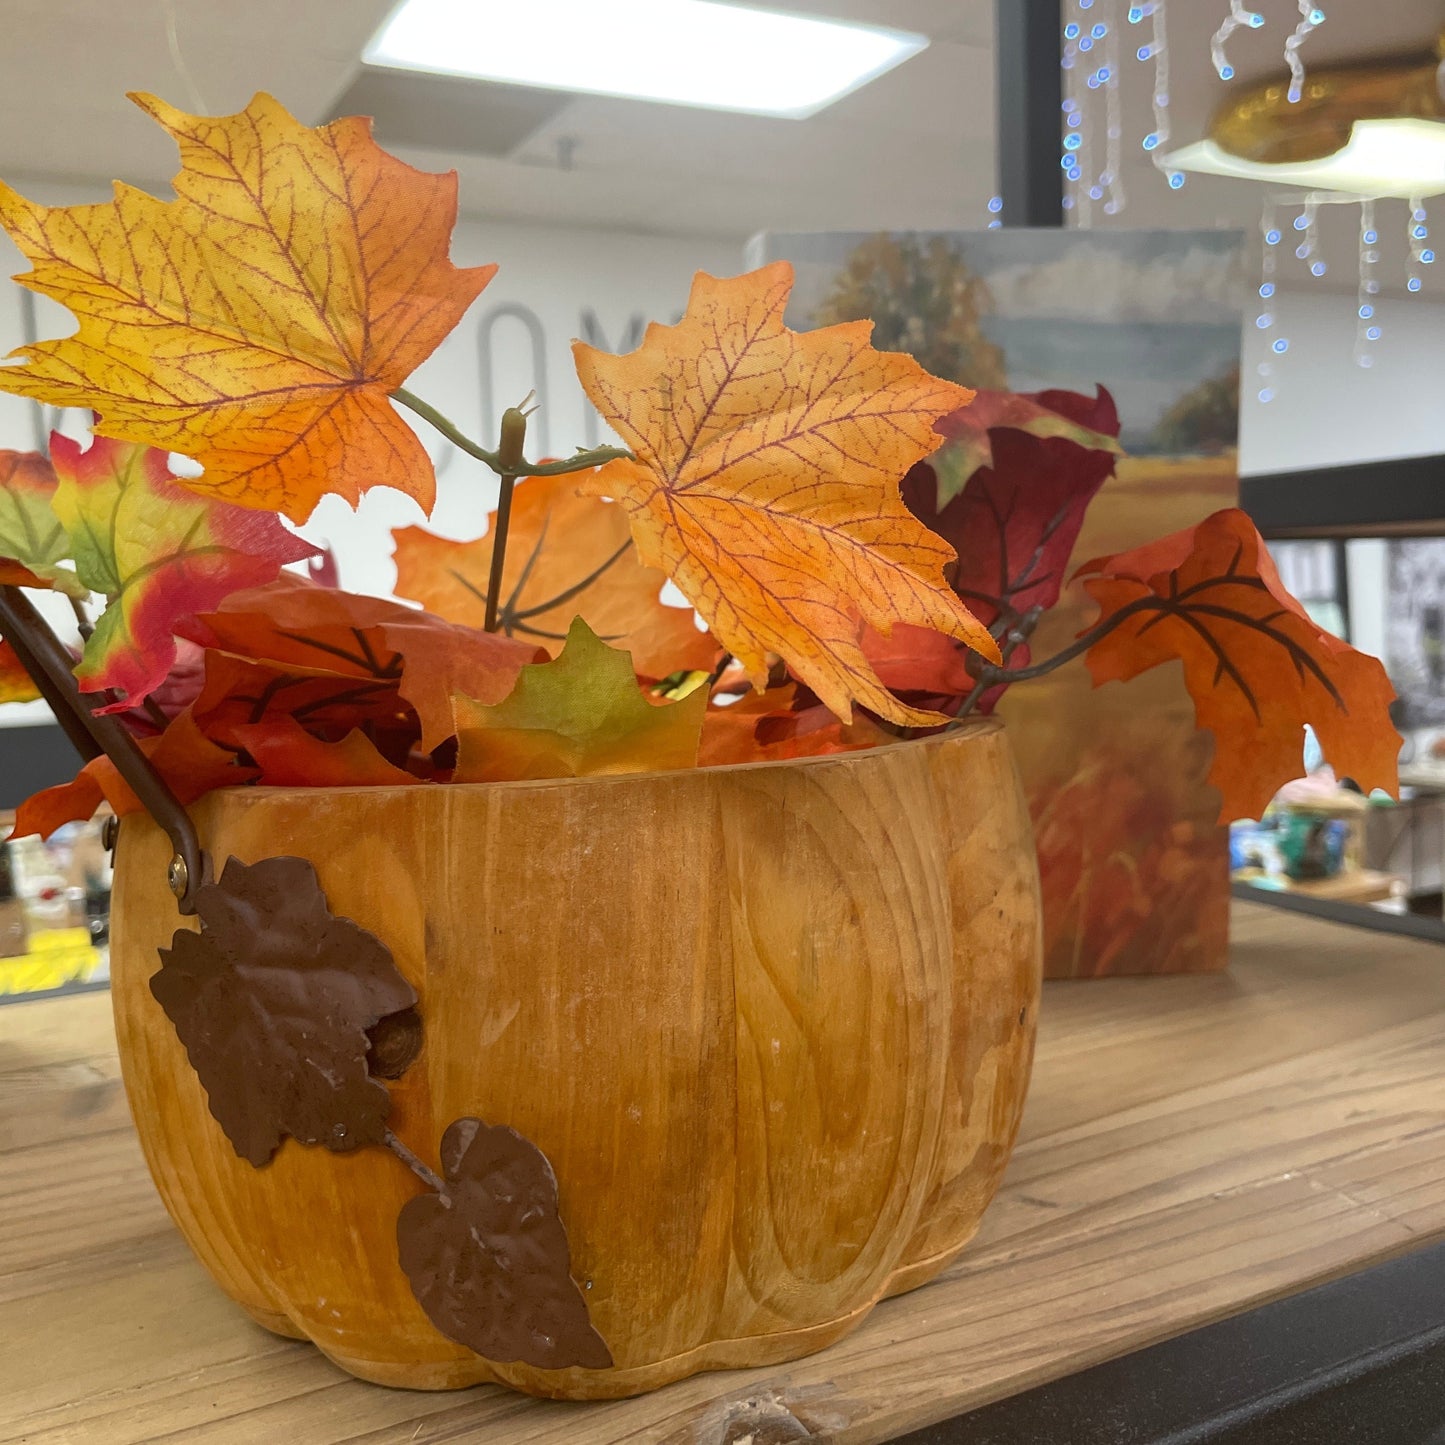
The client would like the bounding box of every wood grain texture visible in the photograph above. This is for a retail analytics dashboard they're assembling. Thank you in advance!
[104,721,1042,1397]
[3,902,1445,1441]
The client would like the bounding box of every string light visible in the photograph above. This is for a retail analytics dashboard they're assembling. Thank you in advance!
[1100,0,1125,214]
[1284,1,1326,105]
[1354,198,1379,367]
[1211,0,1265,82]
[1255,203,1286,402]
[1407,195,1431,292]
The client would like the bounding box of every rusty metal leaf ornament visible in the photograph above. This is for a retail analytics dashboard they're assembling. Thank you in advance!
[150,855,419,1167]
[397,1118,613,1370]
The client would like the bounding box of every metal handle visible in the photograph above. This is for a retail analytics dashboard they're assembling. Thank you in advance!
[0,584,207,913]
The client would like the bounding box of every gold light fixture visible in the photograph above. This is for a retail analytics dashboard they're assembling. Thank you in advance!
[1167,32,1445,198]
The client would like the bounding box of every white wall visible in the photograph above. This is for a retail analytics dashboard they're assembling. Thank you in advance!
[1240,287,1445,477]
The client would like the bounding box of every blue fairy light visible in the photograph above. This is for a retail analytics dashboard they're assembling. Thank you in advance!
[988,219,1002,230]
[1064,22,1081,38]
[1087,72,1101,87]
[1063,196,1077,210]
[1423,250,1437,264]
[1155,91,1169,105]
[1367,326,1382,340]
[1255,313,1274,328]
[1065,133,1082,151]
[1295,243,1310,259]
[1068,113,1082,126]
[1248,9,1265,24]
[1358,304,1373,318]
[1219,64,1235,80]
[987,196,1003,214]
[1363,229,1378,244]
[1310,260,1327,276]
[1137,45,1153,60]
[1265,228,1282,245]
[1258,388,1275,403]
[1413,224,1429,239]
[1259,282,1275,298]
[1097,66,1112,81]
[1091,22,1108,37]
[1080,36,1094,51]
[1062,98,1078,113]
[1168,172,1185,189]
[1142,133,1160,151]
[1293,214,1309,230]
[1409,277,1423,292]
[1309,7,1325,21]
[1414,206,1428,222]
[1273,339,1289,353]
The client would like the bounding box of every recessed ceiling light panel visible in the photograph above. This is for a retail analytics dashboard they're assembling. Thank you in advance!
[362,0,929,119]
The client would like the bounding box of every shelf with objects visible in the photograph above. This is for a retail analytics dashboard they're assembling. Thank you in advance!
[0,811,109,998]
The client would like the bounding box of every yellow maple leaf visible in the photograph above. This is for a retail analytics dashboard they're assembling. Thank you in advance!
[452,617,706,782]
[572,262,999,728]
[0,92,494,523]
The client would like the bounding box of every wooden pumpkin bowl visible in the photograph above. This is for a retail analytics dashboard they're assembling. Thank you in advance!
[110,719,1043,1399]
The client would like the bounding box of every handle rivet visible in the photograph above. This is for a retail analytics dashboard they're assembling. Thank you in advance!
[168,854,189,900]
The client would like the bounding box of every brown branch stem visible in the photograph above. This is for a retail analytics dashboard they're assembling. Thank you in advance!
[67,591,94,641]
[383,1127,445,1195]
[392,387,631,478]
[952,595,1162,722]
[484,475,516,633]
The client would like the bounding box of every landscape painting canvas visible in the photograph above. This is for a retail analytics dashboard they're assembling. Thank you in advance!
[749,229,1246,977]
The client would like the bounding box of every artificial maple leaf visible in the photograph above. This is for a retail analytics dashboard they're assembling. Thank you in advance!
[180,575,543,752]
[393,475,716,679]
[50,433,317,709]
[0,449,86,597]
[697,684,889,768]
[10,707,253,839]
[927,387,1122,504]
[0,92,495,522]
[0,640,39,704]
[1076,508,1401,822]
[151,855,418,1168]
[233,718,420,787]
[396,1117,612,1370]
[884,395,1122,710]
[452,617,706,782]
[191,651,417,761]
[573,262,998,728]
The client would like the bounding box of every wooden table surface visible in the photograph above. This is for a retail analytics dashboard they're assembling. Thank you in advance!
[4,901,1444,1444]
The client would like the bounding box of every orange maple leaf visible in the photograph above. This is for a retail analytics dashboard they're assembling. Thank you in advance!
[697,684,890,768]
[0,92,494,523]
[573,262,999,728]
[1077,508,1401,822]
[10,708,254,840]
[393,475,715,679]
[0,640,39,705]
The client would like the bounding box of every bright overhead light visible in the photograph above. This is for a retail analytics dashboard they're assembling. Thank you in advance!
[362,0,929,120]
[1165,119,1445,200]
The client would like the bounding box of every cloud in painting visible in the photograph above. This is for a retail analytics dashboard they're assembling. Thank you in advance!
[982,242,1245,326]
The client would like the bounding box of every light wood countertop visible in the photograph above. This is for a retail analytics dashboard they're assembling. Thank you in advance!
[3,901,1444,1443]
